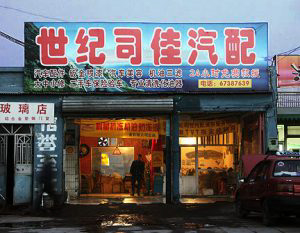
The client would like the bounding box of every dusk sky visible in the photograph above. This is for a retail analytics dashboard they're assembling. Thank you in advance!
[0,0,299,67]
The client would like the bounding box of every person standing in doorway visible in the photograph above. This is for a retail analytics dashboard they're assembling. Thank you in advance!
[130,154,145,196]
[38,156,54,210]
[42,157,53,196]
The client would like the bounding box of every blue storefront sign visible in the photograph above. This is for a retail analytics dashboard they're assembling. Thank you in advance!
[24,22,268,93]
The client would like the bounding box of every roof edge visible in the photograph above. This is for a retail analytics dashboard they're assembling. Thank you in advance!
[0,67,24,72]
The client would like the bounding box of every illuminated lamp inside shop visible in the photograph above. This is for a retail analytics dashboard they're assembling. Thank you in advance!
[179,137,197,145]
[112,146,122,155]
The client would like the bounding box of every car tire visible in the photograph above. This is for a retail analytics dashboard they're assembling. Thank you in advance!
[262,200,274,226]
[236,197,249,218]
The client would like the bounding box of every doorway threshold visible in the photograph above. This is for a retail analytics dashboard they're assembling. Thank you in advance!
[181,195,234,204]
[68,194,165,205]
[67,194,233,205]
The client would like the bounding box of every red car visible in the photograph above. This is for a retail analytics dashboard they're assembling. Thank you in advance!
[235,153,300,226]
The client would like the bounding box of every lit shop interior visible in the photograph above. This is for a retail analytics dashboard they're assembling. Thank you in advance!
[72,117,167,197]
[277,125,300,152]
[179,112,264,196]
[64,112,263,197]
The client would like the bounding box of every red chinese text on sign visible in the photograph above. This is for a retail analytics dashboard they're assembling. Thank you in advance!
[114,28,142,65]
[75,28,106,65]
[19,104,29,114]
[0,103,11,113]
[188,28,218,66]
[240,29,256,64]
[224,28,256,65]
[37,104,47,115]
[36,27,69,66]
[151,27,181,66]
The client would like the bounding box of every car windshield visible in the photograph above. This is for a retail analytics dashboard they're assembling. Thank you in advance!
[273,160,300,177]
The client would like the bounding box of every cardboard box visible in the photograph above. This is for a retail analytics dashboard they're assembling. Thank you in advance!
[102,183,113,193]
[124,180,131,193]
[112,183,122,193]
[100,176,113,193]
[112,178,123,193]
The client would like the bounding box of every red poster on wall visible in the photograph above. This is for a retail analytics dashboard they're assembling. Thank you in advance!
[277,55,300,92]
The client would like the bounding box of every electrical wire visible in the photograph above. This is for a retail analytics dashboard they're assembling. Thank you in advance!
[269,45,300,66]
[0,5,67,22]
[274,46,300,64]
[277,46,300,55]
[0,4,67,46]
[0,30,24,46]
[0,4,299,59]
[0,3,299,72]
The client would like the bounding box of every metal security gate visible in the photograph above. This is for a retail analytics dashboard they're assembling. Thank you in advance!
[0,124,33,205]
[62,96,174,115]
[14,134,33,204]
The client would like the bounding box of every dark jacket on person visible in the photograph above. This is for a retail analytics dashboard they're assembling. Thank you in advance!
[41,160,53,195]
[130,160,145,177]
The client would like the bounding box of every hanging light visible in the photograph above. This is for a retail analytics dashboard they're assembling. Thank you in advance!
[112,146,122,155]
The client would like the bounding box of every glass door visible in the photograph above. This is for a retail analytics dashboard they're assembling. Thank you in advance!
[180,146,198,195]
[197,134,237,196]
[197,146,233,196]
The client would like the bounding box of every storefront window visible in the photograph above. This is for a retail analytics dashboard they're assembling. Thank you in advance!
[287,138,300,152]
[180,147,196,176]
[277,125,284,141]
[288,126,300,135]
[198,146,234,196]
[198,146,233,170]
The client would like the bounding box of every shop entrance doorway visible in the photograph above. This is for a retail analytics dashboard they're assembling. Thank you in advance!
[197,145,236,196]
[64,117,167,201]
[180,144,237,196]
[179,114,240,197]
